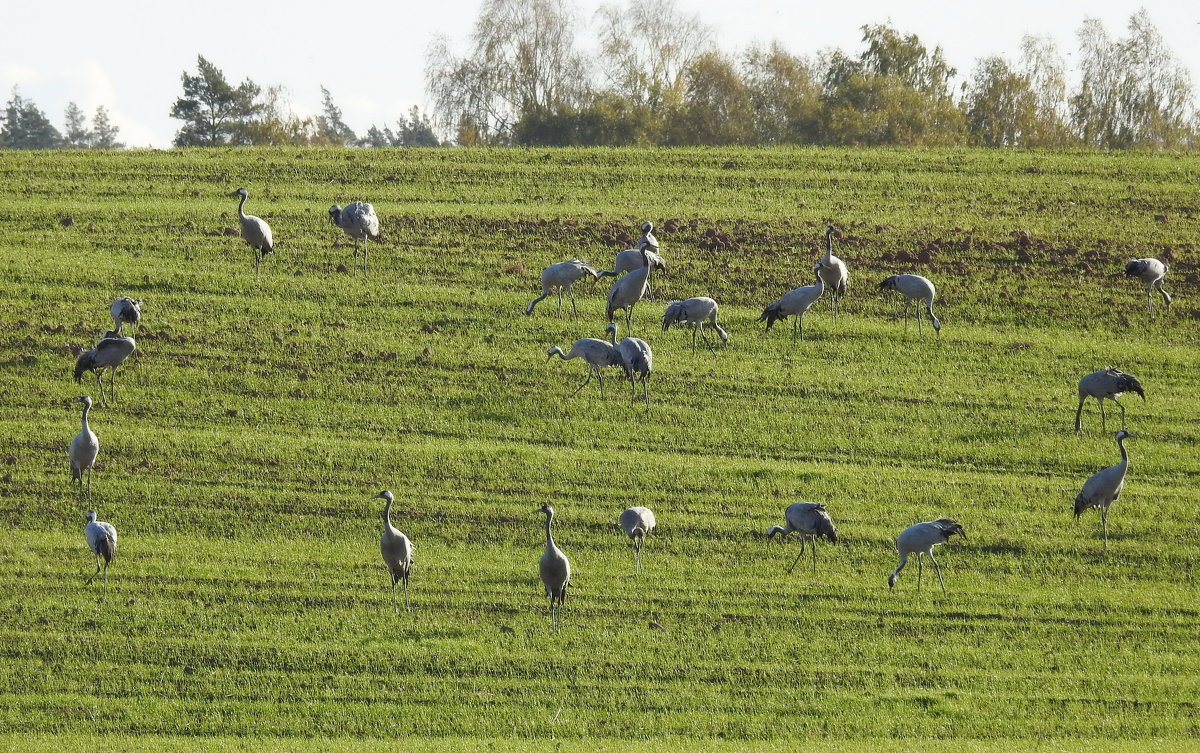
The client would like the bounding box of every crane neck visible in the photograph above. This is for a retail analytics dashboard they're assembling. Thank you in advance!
[544,511,555,549]
[1117,436,1129,465]
[381,497,393,528]
[824,231,834,258]
[81,402,91,431]
[237,193,248,220]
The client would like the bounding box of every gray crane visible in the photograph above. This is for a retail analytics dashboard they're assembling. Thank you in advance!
[74,331,136,405]
[537,504,571,629]
[1124,258,1172,319]
[329,201,381,277]
[597,227,666,300]
[880,273,941,335]
[68,396,99,496]
[1075,430,1133,549]
[618,506,656,574]
[231,188,274,277]
[662,297,728,354]
[605,242,654,334]
[84,509,117,600]
[605,323,653,404]
[109,297,142,335]
[1075,367,1145,433]
[375,490,414,613]
[888,519,966,594]
[816,226,848,319]
[759,265,825,341]
[546,337,621,397]
[526,259,601,317]
[766,502,838,574]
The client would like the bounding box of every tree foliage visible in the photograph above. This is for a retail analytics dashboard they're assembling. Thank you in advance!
[170,56,262,146]
[1,88,62,149]
[315,86,357,146]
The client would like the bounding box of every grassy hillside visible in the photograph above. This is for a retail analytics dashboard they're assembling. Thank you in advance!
[0,147,1197,749]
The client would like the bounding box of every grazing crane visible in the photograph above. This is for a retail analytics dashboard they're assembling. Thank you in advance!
[375,490,414,613]
[525,259,601,317]
[109,297,141,335]
[759,265,825,341]
[68,396,99,496]
[1075,367,1145,433]
[546,337,621,397]
[888,519,966,594]
[605,242,655,334]
[329,201,381,277]
[84,510,117,600]
[74,331,136,405]
[1075,430,1133,549]
[879,274,941,335]
[766,502,838,574]
[605,323,653,404]
[619,506,656,574]
[231,188,274,278]
[816,226,848,319]
[537,504,571,629]
[662,297,729,354]
[1124,258,1172,318]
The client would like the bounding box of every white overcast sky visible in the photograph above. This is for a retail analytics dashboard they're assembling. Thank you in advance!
[3,1,1198,148]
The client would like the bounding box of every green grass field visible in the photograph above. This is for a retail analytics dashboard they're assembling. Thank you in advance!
[0,147,1198,750]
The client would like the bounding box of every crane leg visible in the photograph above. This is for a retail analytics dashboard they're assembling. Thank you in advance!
[403,577,411,613]
[917,554,923,592]
[1114,398,1127,430]
[635,540,642,575]
[102,563,108,601]
[364,242,369,280]
[928,552,946,595]
[799,316,805,342]
[569,369,594,397]
[95,372,104,405]
[391,580,399,614]
[812,535,818,572]
[791,318,798,341]
[625,308,633,337]
[786,538,806,574]
[700,325,716,355]
[1147,289,1154,318]
[642,376,650,406]
[569,289,578,319]
[1098,399,1107,431]
[255,251,261,279]
[598,369,605,397]
[1102,508,1108,550]
[86,554,101,584]
[556,291,564,317]
[646,283,655,302]
[916,300,923,334]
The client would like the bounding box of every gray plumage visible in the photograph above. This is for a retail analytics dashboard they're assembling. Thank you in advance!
[1124,258,1171,318]
[597,241,666,300]
[526,259,601,317]
[74,333,136,405]
[816,226,848,318]
[662,296,728,354]
[84,509,117,600]
[537,504,571,629]
[376,490,414,613]
[605,243,655,334]
[766,502,838,574]
[231,188,274,277]
[879,274,941,335]
[329,201,381,277]
[888,518,965,594]
[109,297,141,335]
[619,506,656,574]
[1075,430,1133,549]
[759,266,825,341]
[68,396,99,496]
[605,323,653,404]
[1075,367,1145,434]
[547,337,622,397]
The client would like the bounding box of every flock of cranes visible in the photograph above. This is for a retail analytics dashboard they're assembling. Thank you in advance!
[60,191,1171,621]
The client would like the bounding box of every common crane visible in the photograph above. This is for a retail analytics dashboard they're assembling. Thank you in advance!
[605,242,654,334]
[758,265,825,341]
[1075,367,1145,434]
[598,224,666,299]
[109,297,141,336]
[84,509,117,600]
[662,297,728,354]
[74,331,136,405]
[816,226,848,319]
[888,519,965,594]
[526,259,601,317]
[329,201,381,277]
[375,490,414,613]
[879,274,941,335]
[605,323,653,404]
[231,188,274,277]
[1075,430,1133,549]
[618,506,656,574]
[766,502,838,574]
[1124,258,1172,319]
[537,504,571,629]
[68,396,99,496]
[546,337,621,397]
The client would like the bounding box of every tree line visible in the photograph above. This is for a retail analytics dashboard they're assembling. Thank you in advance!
[1,2,1195,150]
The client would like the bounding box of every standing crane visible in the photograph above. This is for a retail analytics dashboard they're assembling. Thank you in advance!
[74,331,136,405]
[231,188,274,278]
[879,274,941,335]
[888,519,966,594]
[758,265,825,341]
[606,242,655,334]
[537,504,571,629]
[329,201,381,278]
[1075,430,1133,549]
[109,297,142,336]
[598,224,666,300]
[1124,258,1172,319]
[605,323,653,404]
[766,502,838,574]
[1075,367,1145,433]
[375,490,414,613]
[84,510,117,600]
[68,396,99,496]
[816,226,848,319]
[618,506,656,574]
[525,259,601,317]
[546,337,621,397]
[662,297,729,354]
